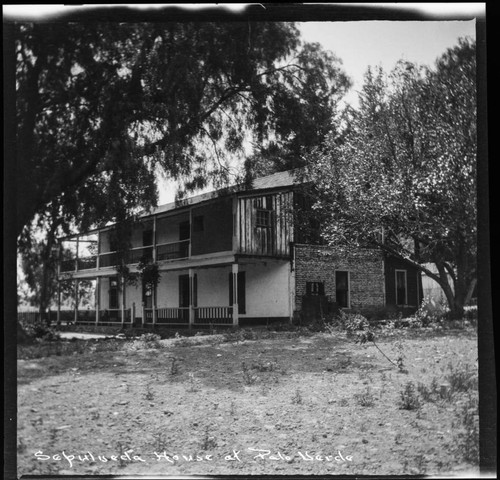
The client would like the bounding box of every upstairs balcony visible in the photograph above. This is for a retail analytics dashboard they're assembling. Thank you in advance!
[59,239,191,273]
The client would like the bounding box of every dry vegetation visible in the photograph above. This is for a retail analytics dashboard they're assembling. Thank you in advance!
[17,319,479,477]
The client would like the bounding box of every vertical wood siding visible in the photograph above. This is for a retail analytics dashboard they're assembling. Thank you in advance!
[237,191,293,257]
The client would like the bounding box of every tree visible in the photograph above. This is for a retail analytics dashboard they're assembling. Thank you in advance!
[306,38,476,319]
[245,42,352,177]
[16,21,353,319]
[15,21,309,238]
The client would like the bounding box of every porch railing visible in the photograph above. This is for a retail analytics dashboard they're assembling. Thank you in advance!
[155,307,190,324]
[156,240,190,261]
[194,306,233,325]
[61,239,191,273]
[97,308,132,323]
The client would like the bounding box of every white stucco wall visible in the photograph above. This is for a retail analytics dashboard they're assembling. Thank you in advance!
[196,267,231,307]
[101,260,292,318]
[240,261,291,318]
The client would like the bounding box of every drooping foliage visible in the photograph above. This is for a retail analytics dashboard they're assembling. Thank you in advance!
[16,21,351,315]
[306,38,477,318]
[16,21,336,237]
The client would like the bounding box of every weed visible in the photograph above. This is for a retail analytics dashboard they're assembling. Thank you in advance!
[399,382,421,410]
[292,388,303,404]
[187,372,201,392]
[144,384,154,401]
[153,432,169,451]
[115,441,129,468]
[445,362,478,395]
[89,408,100,420]
[139,333,162,348]
[200,426,217,450]
[453,394,479,464]
[354,387,375,407]
[241,362,258,385]
[311,433,318,442]
[229,401,236,417]
[17,436,27,454]
[338,398,349,407]
[251,358,278,372]
[170,357,179,375]
[417,378,440,403]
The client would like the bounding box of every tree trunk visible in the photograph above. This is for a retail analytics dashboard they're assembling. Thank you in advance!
[435,261,464,320]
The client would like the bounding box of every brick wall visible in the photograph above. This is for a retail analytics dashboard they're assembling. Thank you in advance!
[293,244,385,311]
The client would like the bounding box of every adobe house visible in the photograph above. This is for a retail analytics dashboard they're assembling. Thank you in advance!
[56,170,421,327]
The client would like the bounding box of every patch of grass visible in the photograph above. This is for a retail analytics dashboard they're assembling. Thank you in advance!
[417,378,440,403]
[445,362,478,395]
[170,356,179,375]
[354,387,375,407]
[144,384,154,401]
[250,358,279,373]
[453,395,479,464]
[399,381,421,410]
[187,372,201,392]
[200,426,217,450]
[153,432,169,451]
[241,362,258,385]
[338,397,349,407]
[291,388,303,405]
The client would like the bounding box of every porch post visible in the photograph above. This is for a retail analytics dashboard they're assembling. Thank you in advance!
[96,231,100,270]
[95,277,100,325]
[152,217,158,327]
[232,263,239,326]
[142,303,146,327]
[75,236,79,272]
[74,278,79,323]
[152,285,157,326]
[132,302,136,326]
[121,277,126,326]
[56,279,61,325]
[152,216,157,262]
[189,268,194,328]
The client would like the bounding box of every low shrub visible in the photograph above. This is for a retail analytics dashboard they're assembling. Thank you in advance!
[21,320,61,342]
[399,381,421,410]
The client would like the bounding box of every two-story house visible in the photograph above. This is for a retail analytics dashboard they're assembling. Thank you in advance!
[56,170,421,327]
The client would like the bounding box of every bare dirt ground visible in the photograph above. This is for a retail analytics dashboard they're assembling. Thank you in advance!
[17,327,479,477]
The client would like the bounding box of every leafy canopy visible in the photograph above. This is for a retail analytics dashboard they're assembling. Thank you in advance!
[306,37,476,316]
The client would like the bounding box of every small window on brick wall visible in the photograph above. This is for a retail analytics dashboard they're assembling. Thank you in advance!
[306,281,325,296]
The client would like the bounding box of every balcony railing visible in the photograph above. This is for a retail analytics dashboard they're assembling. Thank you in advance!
[77,256,97,270]
[61,240,191,273]
[156,240,190,261]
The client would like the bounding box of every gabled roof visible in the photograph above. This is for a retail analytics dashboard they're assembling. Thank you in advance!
[149,169,302,217]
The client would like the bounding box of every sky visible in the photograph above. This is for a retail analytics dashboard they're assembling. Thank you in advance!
[298,20,476,108]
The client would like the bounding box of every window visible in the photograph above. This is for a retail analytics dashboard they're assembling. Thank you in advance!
[229,271,246,314]
[142,229,153,260]
[256,209,271,227]
[193,215,204,232]
[335,271,349,308]
[395,270,407,305]
[306,281,325,296]
[143,229,153,246]
[109,277,119,309]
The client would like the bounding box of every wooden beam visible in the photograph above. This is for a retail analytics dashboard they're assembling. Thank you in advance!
[232,263,239,327]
